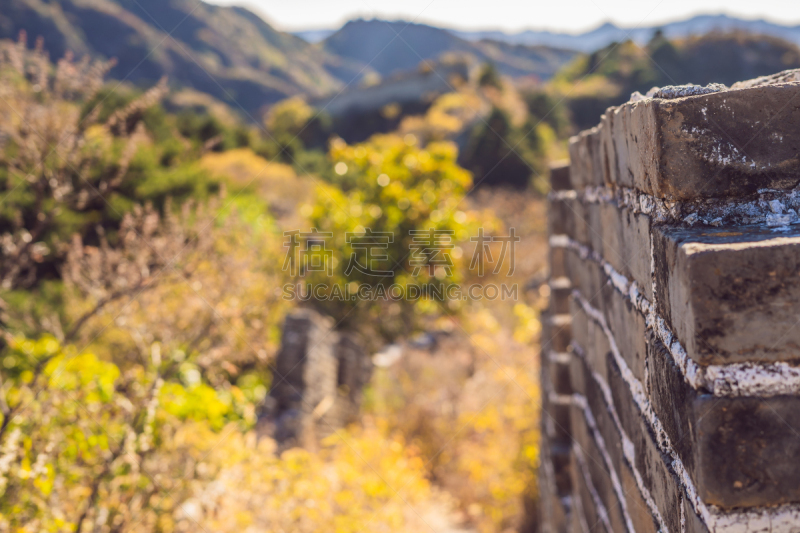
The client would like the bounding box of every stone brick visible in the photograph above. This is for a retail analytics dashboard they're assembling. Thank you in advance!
[542,313,572,353]
[619,457,659,533]
[572,345,682,533]
[564,248,606,313]
[565,198,590,246]
[570,449,606,532]
[588,126,606,188]
[547,196,570,236]
[569,354,630,532]
[569,345,622,476]
[586,201,604,259]
[568,132,590,190]
[621,210,653,301]
[569,295,611,387]
[653,224,800,365]
[567,249,651,383]
[646,329,800,509]
[599,111,618,186]
[546,351,573,396]
[570,456,608,533]
[607,354,683,531]
[694,392,800,508]
[569,401,628,533]
[599,200,625,271]
[644,330,695,466]
[608,104,635,188]
[549,276,572,315]
[614,83,800,200]
[599,201,653,301]
[551,440,573,497]
[329,333,371,428]
[549,196,591,247]
[550,160,572,191]
[542,381,573,450]
[570,126,605,189]
[683,496,710,533]
[540,434,571,533]
[601,280,648,384]
[550,244,567,278]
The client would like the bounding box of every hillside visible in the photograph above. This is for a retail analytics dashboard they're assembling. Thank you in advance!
[0,0,365,115]
[322,18,577,81]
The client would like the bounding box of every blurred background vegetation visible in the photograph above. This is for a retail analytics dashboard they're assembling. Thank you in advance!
[1,1,800,530]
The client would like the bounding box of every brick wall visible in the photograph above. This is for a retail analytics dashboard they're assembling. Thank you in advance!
[258,309,372,450]
[540,69,800,532]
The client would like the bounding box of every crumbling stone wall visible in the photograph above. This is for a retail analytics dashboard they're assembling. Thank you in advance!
[540,69,800,532]
[258,309,372,449]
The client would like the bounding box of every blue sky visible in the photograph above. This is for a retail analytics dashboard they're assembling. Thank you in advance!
[207,0,800,32]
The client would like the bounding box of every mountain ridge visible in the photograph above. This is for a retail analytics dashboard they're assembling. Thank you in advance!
[451,14,800,52]
[320,18,577,80]
[294,14,800,53]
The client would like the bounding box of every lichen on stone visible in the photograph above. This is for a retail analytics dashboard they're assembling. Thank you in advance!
[653,83,727,99]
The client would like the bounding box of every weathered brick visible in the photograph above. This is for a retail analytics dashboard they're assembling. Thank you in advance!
[569,294,611,386]
[569,344,622,476]
[564,247,605,313]
[542,313,572,353]
[571,345,681,533]
[550,244,567,278]
[546,351,572,396]
[695,392,800,508]
[565,198,590,245]
[683,496,710,533]
[608,104,635,188]
[568,250,650,384]
[619,456,659,533]
[601,280,648,384]
[549,196,590,246]
[607,355,683,531]
[599,200,625,271]
[550,160,572,191]
[614,83,800,200]
[586,201,604,259]
[589,126,605,188]
[549,276,572,315]
[653,224,800,365]
[570,126,605,189]
[569,353,631,532]
[646,329,800,509]
[621,210,653,301]
[568,132,590,190]
[599,111,618,186]
[542,382,573,449]
[569,401,628,533]
[547,196,570,236]
[600,201,652,300]
[570,457,608,533]
[540,433,571,533]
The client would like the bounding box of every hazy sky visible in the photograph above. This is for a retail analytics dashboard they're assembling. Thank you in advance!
[207,0,800,33]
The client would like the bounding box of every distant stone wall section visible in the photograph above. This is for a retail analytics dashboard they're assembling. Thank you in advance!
[540,69,800,532]
[258,309,372,449]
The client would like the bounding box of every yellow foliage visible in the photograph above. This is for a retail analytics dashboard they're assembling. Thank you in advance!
[367,303,541,533]
[179,422,446,533]
[400,90,485,142]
